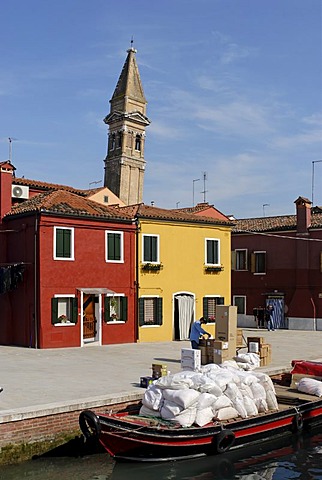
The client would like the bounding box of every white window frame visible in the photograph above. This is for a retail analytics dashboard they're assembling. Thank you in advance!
[205,238,220,266]
[140,295,161,328]
[233,295,246,314]
[53,226,74,261]
[142,234,160,264]
[53,294,76,326]
[105,230,124,263]
[105,293,126,324]
[235,249,248,271]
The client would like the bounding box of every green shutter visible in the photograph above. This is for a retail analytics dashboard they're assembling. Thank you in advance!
[104,296,111,322]
[139,298,145,326]
[121,296,128,321]
[217,297,225,305]
[151,237,157,262]
[71,297,78,324]
[114,234,121,261]
[51,298,59,325]
[143,236,151,262]
[203,297,208,318]
[206,240,213,264]
[64,229,71,258]
[155,297,163,325]
[56,229,64,257]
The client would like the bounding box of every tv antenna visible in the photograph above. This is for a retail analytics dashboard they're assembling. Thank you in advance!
[201,172,208,203]
[89,180,102,188]
[8,137,18,163]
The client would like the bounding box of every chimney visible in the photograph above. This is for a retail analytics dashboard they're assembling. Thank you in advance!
[295,196,311,234]
[0,161,15,223]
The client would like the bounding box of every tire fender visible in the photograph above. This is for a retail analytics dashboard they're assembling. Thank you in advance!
[79,410,101,440]
[215,429,235,454]
[292,412,304,433]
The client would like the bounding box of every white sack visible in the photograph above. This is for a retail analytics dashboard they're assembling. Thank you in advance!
[254,398,269,413]
[142,384,163,411]
[200,364,222,375]
[155,373,193,390]
[163,388,200,409]
[195,407,214,427]
[214,406,239,421]
[212,395,232,411]
[197,392,217,409]
[297,377,322,397]
[175,406,197,427]
[243,396,258,416]
[139,404,161,417]
[160,400,183,418]
[251,382,266,400]
[266,389,279,410]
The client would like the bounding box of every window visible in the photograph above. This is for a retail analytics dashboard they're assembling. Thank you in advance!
[233,296,246,314]
[205,238,220,265]
[203,296,224,321]
[236,249,248,270]
[104,296,127,322]
[135,134,141,151]
[116,132,122,149]
[54,227,74,260]
[110,133,116,150]
[51,296,78,325]
[143,234,159,263]
[139,297,163,326]
[251,251,266,274]
[106,231,124,262]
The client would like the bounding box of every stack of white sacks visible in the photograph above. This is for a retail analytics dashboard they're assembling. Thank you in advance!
[139,357,278,427]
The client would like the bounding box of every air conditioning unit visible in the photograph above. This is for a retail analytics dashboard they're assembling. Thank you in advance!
[12,185,29,199]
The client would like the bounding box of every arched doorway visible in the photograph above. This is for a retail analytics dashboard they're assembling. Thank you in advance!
[173,293,195,340]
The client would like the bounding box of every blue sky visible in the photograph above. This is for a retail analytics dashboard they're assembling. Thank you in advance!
[1,0,321,218]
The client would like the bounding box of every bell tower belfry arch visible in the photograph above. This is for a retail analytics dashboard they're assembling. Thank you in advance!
[103,47,150,205]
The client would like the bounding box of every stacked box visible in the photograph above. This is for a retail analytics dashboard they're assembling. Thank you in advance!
[181,348,201,371]
[236,328,244,348]
[215,306,237,353]
[247,336,264,353]
[140,376,154,388]
[152,363,167,379]
[259,343,271,367]
[208,340,235,364]
[199,346,208,365]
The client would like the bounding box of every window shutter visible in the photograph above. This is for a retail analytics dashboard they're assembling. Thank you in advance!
[104,296,111,322]
[206,240,213,264]
[139,298,145,326]
[250,253,255,273]
[203,297,208,318]
[156,297,163,325]
[217,297,225,305]
[143,237,151,262]
[320,252,322,273]
[51,298,59,325]
[56,229,64,257]
[151,237,158,262]
[64,229,71,258]
[71,297,78,324]
[121,296,128,322]
[231,251,236,270]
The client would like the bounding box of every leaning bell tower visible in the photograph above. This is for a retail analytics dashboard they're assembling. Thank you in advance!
[103,47,150,205]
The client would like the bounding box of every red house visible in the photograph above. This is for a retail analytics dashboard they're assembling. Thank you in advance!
[231,196,322,331]
[0,161,136,348]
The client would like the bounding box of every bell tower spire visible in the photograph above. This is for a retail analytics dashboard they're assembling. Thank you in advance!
[103,47,150,205]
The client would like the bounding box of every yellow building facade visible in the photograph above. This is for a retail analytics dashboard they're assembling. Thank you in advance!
[135,205,233,343]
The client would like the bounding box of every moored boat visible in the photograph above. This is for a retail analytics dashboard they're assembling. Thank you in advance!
[79,366,322,462]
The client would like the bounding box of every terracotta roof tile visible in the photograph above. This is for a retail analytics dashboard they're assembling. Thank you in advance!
[116,203,234,226]
[5,190,133,221]
[233,212,322,233]
[13,177,95,197]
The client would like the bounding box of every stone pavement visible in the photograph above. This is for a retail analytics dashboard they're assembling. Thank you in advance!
[1,328,322,416]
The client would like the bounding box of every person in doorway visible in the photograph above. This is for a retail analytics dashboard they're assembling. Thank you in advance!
[189,317,211,349]
[265,304,275,331]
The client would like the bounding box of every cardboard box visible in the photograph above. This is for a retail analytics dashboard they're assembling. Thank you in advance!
[152,363,167,379]
[181,348,201,371]
[140,376,154,388]
[208,348,231,365]
[215,306,237,345]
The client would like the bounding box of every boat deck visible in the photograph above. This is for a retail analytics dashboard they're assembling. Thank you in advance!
[275,384,318,409]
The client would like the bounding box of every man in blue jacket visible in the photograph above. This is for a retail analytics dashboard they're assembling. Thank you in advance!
[190,317,211,349]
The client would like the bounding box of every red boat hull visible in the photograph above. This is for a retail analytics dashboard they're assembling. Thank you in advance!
[79,396,322,462]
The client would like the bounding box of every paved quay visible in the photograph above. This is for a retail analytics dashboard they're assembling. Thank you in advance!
[1,328,322,416]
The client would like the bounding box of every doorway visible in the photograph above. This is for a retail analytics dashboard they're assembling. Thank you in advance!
[83,294,99,343]
[173,293,194,340]
[266,297,285,329]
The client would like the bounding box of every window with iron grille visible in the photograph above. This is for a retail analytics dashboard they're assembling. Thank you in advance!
[139,297,163,326]
[203,296,224,321]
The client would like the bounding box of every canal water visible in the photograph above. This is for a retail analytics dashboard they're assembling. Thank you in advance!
[1,430,321,480]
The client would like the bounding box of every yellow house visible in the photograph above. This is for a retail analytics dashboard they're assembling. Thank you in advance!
[127,204,234,343]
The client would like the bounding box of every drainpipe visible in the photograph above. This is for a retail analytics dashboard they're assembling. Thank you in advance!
[135,218,140,342]
[310,297,317,331]
[34,214,39,348]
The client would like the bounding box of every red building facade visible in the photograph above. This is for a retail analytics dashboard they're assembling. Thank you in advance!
[0,161,136,348]
[231,197,322,331]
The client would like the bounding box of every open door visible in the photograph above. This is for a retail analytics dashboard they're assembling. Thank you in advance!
[83,294,97,342]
